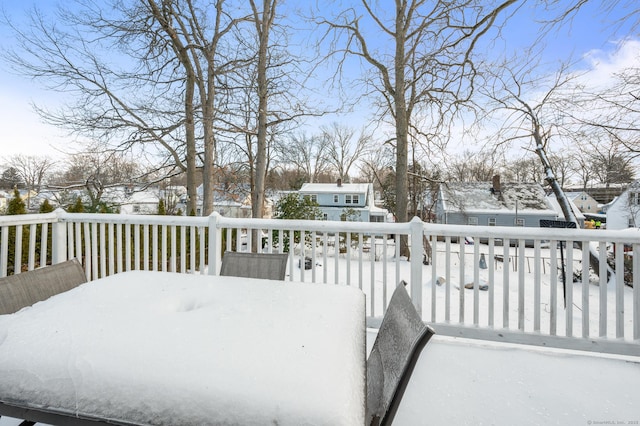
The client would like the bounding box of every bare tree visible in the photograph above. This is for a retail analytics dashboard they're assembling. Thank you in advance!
[4,155,55,209]
[275,132,330,183]
[319,0,517,256]
[51,147,142,212]
[5,1,245,216]
[322,123,370,183]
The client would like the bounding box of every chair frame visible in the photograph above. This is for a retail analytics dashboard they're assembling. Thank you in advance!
[0,258,87,315]
[366,281,435,426]
[219,251,289,281]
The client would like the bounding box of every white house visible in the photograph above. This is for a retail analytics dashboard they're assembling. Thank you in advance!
[298,180,388,222]
[605,180,640,229]
[119,190,161,215]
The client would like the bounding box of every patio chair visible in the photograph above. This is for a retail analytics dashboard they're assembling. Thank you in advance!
[366,281,435,426]
[0,258,87,315]
[219,251,288,281]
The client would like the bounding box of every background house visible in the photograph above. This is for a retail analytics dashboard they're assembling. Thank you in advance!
[298,180,388,222]
[605,180,640,229]
[564,191,600,214]
[435,176,566,228]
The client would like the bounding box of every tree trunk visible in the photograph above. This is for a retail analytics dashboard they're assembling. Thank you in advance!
[395,1,410,258]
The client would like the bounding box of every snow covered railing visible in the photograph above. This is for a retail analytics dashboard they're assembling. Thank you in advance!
[422,223,640,356]
[0,210,638,355]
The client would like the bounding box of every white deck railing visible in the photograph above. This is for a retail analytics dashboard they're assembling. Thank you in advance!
[1,209,638,356]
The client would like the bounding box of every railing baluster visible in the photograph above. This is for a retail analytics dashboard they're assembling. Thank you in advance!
[27,224,36,271]
[1,226,8,276]
[143,224,150,271]
[459,237,465,324]
[170,225,177,272]
[582,240,590,338]
[41,222,48,267]
[445,236,451,322]
[615,242,624,338]
[488,239,495,327]
[161,225,168,272]
[518,239,525,331]
[534,240,541,332]
[599,242,608,337]
[99,223,106,278]
[108,223,115,276]
[91,222,99,279]
[14,225,22,275]
[550,239,558,336]
[566,242,574,337]
[116,223,123,273]
[473,240,480,326]
[502,242,509,329]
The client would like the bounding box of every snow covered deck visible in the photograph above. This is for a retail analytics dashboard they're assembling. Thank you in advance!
[1,330,637,425]
[0,272,366,425]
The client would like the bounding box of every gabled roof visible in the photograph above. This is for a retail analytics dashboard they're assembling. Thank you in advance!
[299,182,371,194]
[439,181,554,213]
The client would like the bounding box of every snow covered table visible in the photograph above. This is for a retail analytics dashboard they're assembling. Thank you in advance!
[0,270,366,425]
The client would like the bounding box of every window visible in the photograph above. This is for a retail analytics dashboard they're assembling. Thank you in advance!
[323,213,328,220]
[133,205,140,213]
[304,194,317,203]
[488,218,496,226]
[345,194,360,204]
[632,192,640,205]
[515,218,525,227]
[333,195,339,203]
[468,217,478,225]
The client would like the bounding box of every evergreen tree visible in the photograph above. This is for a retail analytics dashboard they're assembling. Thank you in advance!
[67,197,85,213]
[6,187,26,215]
[6,187,27,274]
[157,199,166,215]
[39,199,55,213]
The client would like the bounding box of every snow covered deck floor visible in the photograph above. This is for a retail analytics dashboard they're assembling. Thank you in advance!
[378,332,639,426]
[1,331,638,426]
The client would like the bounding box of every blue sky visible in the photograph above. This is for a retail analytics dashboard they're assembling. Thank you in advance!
[0,0,637,160]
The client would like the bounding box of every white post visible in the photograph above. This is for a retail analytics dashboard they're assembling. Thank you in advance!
[409,216,424,317]
[208,212,222,275]
[51,209,68,264]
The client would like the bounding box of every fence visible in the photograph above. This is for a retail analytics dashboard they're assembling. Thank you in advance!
[0,209,638,356]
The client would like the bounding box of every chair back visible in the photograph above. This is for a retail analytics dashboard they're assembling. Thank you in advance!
[220,252,288,281]
[0,258,87,315]
[366,281,435,426]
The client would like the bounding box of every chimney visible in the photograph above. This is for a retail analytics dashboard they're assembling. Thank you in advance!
[492,175,501,194]
[337,178,342,187]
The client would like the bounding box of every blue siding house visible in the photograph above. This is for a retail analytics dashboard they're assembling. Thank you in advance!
[298,180,388,222]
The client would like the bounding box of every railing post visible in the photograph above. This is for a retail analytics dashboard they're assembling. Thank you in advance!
[51,208,68,264]
[410,216,424,317]
[208,212,222,275]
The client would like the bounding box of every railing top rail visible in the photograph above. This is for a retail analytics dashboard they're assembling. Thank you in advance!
[0,211,59,226]
[214,214,412,234]
[56,212,209,227]
[424,222,640,244]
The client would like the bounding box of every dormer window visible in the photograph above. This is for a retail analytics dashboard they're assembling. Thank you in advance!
[346,194,359,204]
[334,195,339,203]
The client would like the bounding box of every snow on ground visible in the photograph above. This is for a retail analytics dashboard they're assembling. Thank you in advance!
[288,239,636,340]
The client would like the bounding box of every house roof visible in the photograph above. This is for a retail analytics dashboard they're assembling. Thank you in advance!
[440,182,554,213]
[299,183,371,194]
